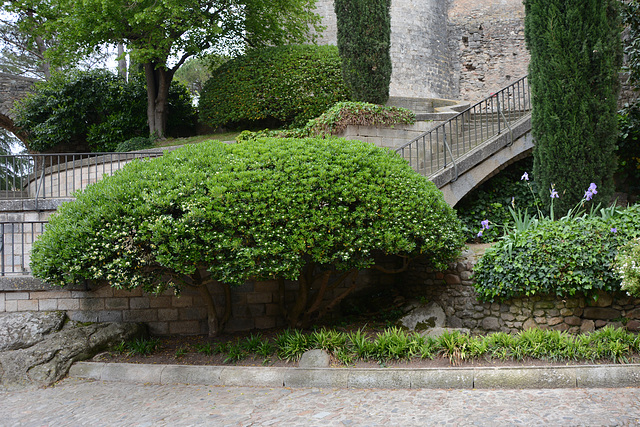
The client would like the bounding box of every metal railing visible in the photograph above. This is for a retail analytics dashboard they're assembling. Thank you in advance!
[395,76,531,180]
[0,221,47,276]
[0,151,164,204]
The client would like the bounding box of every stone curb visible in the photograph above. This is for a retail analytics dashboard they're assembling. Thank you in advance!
[69,362,640,389]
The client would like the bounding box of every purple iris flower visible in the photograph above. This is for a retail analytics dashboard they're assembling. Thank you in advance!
[550,188,559,199]
[521,172,529,181]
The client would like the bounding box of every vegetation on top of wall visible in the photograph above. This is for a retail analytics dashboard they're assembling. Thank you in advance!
[199,45,350,130]
[14,70,196,153]
[31,138,464,334]
[236,102,415,142]
[473,203,640,303]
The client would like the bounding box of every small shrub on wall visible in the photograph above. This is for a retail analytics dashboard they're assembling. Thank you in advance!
[198,45,350,130]
[473,204,640,302]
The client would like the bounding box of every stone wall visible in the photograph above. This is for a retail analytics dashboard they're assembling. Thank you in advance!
[400,245,640,334]
[447,0,530,103]
[0,266,395,336]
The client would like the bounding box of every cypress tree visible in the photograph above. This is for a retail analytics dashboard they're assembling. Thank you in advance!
[334,0,392,105]
[525,0,622,213]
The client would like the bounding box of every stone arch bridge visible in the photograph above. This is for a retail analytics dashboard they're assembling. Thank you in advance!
[0,72,38,142]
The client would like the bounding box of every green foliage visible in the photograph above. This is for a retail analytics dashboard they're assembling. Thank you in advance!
[334,0,392,104]
[114,136,157,153]
[199,45,349,129]
[616,102,640,195]
[622,0,640,88]
[473,204,640,302]
[616,237,640,297]
[525,0,622,212]
[30,138,464,324]
[114,337,160,356]
[206,325,640,365]
[235,102,415,142]
[14,70,195,152]
[174,54,229,98]
[456,158,543,242]
[12,0,321,137]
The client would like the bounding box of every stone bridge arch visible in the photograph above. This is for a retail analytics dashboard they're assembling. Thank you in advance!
[0,72,38,142]
[432,116,533,207]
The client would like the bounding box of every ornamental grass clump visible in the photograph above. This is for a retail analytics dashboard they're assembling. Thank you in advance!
[30,138,464,336]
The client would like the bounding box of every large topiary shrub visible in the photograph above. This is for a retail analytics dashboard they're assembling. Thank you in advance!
[473,204,640,302]
[525,0,622,212]
[14,70,196,153]
[30,138,465,335]
[198,45,349,130]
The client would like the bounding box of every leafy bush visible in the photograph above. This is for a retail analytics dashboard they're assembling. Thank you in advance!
[14,70,196,153]
[199,45,350,130]
[456,157,543,242]
[473,204,640,302]
[114,136,157,152]
[616,237,640,297]
[31,138,464,333]
[236,102,415,142]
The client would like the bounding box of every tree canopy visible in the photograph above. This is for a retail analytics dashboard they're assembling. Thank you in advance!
[31,138,465,334]
[8,0,322,138]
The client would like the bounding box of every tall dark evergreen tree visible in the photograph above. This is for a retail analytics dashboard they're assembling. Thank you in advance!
[334,0,392,105]
[525,0,622,212]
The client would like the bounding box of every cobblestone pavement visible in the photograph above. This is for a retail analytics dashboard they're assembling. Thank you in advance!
[1,378,640,426]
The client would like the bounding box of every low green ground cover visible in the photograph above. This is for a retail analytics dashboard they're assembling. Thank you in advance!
[116,326,640,366]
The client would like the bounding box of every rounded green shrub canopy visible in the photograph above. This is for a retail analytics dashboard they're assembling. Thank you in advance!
[198,45,350,129]
[31,138,464,291]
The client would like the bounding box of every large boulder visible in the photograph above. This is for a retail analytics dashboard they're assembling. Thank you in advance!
[0,312,146,390]
[0,311,66,351]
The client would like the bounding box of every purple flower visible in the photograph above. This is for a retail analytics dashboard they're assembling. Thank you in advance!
[521,172,529,181]
[611,228,617,233]
[481,219,490,230]
[550,188,559,199]
[583,183,598,201]
[477,230,483,238]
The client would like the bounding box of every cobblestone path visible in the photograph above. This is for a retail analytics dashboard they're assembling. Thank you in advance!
[1,378,639,426]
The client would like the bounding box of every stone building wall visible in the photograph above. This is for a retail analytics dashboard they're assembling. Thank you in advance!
[447,0,530,103]
[313,0,529,102]
[313,0,455,99]
[400,246,640,334]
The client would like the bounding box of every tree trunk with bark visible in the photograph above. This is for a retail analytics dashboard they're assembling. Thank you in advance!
[143,63,174,139]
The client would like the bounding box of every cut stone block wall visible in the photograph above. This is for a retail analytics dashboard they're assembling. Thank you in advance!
[400,246,640,334]
[0,266,396,335]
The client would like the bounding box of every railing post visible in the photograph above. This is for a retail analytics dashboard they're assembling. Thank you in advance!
[1,223,4,277]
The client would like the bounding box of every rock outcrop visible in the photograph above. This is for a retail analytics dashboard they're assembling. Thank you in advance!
[0,311,145,390]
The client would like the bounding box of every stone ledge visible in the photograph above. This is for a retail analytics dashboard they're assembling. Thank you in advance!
[70,362,640,389]
[0,276,85,292]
